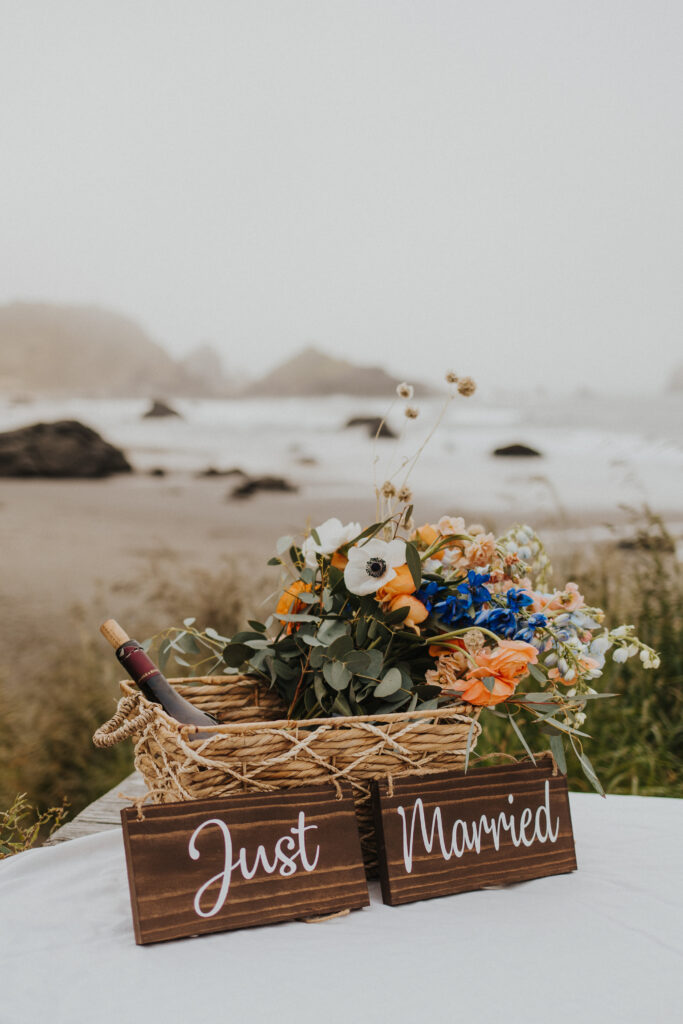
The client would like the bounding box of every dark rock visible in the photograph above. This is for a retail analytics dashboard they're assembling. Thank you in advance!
[345,416,397,439]
[492,443,542,458]
[197,466,248,478]
[143,399,181,419]
[0,420,132,478]
[230,475,298,499]
[148,467,167,477]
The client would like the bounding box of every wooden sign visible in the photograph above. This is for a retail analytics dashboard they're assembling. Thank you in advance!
[372,762,576,906]
[121,783,369,944]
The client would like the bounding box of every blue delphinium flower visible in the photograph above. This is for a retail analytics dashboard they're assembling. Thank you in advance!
[514,613,547,642]
[416,580,444,613]
[474,606,518,638]
[505,588,534,614]
[457,571,492,609]
[434,592,472,627]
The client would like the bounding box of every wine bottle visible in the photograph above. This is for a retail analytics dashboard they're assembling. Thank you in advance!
[100,619,219,730]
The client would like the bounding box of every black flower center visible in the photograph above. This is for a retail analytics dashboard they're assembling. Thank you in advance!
[366,557,387,578]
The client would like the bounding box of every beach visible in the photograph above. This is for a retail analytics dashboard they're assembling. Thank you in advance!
[2,391,682,655]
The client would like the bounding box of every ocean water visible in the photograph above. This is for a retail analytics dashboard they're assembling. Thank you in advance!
[1,393,681,529]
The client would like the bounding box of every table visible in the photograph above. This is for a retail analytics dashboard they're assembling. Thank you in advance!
[2,793,682,1024]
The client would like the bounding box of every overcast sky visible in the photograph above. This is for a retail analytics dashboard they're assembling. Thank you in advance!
[0,1,681,393]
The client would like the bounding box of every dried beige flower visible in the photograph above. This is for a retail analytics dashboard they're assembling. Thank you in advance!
[425,651,469,692]
[457,376,476,397]
[381,480,397,499]
[468,523,486,536]
[404,406,419,419]
[463,629,486,654]
[397,485,413,503]
[396,382,414,399]
[445,370,459,384]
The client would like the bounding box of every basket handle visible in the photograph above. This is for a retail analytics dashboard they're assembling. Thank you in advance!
[93,694,157,748]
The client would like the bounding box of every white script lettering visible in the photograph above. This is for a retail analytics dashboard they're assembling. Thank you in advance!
[397,780,560,873]
[188,811,321,918]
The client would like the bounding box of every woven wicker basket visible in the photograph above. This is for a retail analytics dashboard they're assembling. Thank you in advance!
[94,674,482,876]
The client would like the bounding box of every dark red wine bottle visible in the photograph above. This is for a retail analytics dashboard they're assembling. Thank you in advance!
[101,619,219,730]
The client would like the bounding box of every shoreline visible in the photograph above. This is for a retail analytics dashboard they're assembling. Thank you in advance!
[3,473,682,667]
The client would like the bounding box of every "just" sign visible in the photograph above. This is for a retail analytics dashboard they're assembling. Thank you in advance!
[121,784,369,944]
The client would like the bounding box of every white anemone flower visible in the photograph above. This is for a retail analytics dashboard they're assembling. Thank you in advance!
[344,538,407,596]
[302,517,361,568]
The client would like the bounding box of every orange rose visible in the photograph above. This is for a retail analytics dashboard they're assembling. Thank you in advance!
[377,564,416,601]
[331,551,348,570]
[474,638,538,681]
[276,580,313,634]
[388,594,429,630]
[457,670,518,707]
[459,639,538,706]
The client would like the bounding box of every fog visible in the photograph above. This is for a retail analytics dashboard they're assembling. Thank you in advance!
[1,0,681,393]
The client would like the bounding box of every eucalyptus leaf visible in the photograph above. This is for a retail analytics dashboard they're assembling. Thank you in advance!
[405,541,422,588]
[205,626,230,642]
[549,735,567,775]
[274,612,320,623]
[323,661,352,691]
[374,667,402,697]
[327,635,355,659]
[314,674,327,704]
[507,711,536,765]
[276,534,294,555]
[317,619,349,646]
[333,693,353,716]
[356,648,383,680]
[345,651,370,674]
[182,617,196,628]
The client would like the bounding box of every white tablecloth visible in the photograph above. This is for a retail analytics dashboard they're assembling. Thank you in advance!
[1,793,682,1024]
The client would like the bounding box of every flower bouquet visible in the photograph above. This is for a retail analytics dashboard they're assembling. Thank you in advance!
[196,375,659,794]
[119,371,659,855]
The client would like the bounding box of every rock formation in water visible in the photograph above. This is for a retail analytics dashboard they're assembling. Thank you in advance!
[0,420,132,478]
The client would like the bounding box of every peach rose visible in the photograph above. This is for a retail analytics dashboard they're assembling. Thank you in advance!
[437,515,466,536]
[377,563,416,601]
[463,532,497,568]
[454,639,538,706]
[456,670,518,707]
[474,638,539,681]
[388,594,428,630]
[330,551,348,570]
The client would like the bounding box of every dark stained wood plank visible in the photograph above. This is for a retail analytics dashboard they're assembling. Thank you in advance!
[372,762,577,906]
[121,782,369,944]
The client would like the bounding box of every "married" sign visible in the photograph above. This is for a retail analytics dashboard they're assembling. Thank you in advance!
[372,762,577,905]
[121,783,369,944]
